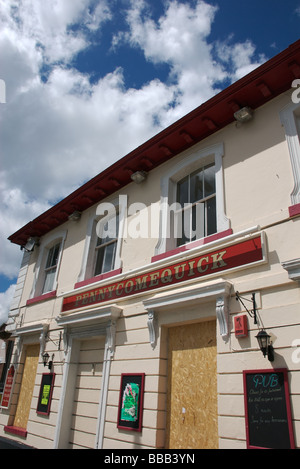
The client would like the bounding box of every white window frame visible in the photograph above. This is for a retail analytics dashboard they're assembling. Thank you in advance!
[77,195,127,284]
[30,231,66,299]
[90,209,120,278]
[155,143,230,256]
[175,162,217,246]
[280,101,300,205]
[42,242,61,294]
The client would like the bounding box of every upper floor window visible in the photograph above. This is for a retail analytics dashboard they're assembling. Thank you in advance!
[155,143,230,257]
[43,242,61,294]
[29,231,66,300]
[176,163,216,246]
[76,196,126,287]
[94,212,119,276]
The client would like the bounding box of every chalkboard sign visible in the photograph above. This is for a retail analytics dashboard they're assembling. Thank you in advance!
[243,369,295,449]
[37,373,55,415]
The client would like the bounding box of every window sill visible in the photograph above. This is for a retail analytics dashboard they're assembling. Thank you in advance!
[74,268,123,289]
[4,426,27,438]
[26,290,57,306]
[151,229,233,263]
[289,203,300,218]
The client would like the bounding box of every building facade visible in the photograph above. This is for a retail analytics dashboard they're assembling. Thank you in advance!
[1,40,300,449]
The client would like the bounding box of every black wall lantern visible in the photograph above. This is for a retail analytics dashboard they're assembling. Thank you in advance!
[256,330,274,362]
[42,352,54,370]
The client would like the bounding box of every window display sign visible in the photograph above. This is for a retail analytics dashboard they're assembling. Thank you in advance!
[37,373,55,415]
[1,365,15,408]
[117,373,145,432]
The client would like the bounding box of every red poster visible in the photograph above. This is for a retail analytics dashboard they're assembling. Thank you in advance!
[1,365,15,408]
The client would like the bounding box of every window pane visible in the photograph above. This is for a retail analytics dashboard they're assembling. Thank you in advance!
[46,243,60,268]
[204,164,215,198]
[94,247,104,276]
[176,210,189,247]
[94,241,117,276]
[97,213,119,246]
[102,242,117,273]
[190,170,203,204]
[176,163,216,246]
[177,176,189,207]
[43,268,56,293]
[192,202,205,240]
[207,197,217,236]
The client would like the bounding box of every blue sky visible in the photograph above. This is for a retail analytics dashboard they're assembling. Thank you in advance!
[0,0,299,323]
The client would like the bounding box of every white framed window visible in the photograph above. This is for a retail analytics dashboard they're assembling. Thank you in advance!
[175,163,217,246]
[280,101,300,206]
[155,143,230,256]
[42,242,61,294]
[30,231,66,299]
[94,211,120,276]
[77,196,127,285]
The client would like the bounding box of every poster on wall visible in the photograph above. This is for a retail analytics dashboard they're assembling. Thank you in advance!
[36,373,55,415]
[0,365,15,409]
[117,373,145,432]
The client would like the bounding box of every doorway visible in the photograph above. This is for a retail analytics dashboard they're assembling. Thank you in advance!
[166,320,218,449]
[13,344,40,431]
[68,337,105,449]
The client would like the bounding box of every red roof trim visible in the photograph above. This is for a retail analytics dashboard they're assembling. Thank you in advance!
[8,40,300,246]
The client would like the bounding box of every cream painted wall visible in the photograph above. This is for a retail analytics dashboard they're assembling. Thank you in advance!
[3,90,300,449]
[18,91,295,304]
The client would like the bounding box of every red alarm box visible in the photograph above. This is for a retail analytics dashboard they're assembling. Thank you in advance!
[234,315,248,338]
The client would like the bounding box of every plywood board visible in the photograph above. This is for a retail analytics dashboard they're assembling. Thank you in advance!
[166,321,218,449]
[14,344,40,429]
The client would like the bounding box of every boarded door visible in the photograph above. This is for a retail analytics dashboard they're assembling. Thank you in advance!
[166,321,218,449]
[69,337,105,449]
[14,344,40,430]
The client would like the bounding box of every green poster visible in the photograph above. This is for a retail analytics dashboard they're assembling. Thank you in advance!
[41,384,51,405]
[121,382,140,421]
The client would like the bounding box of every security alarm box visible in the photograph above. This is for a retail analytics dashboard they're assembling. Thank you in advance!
[234,315,248,338]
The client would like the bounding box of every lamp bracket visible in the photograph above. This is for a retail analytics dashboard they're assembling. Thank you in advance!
[45,331,62,351]
[235,292,258,325]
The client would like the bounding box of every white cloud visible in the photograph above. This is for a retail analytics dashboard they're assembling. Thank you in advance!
[0,0,266,288]
[116,0,265,124]
[1,0,111,66]
[0,181,50,279]
[215,39,266,81]
[117,0,224,119]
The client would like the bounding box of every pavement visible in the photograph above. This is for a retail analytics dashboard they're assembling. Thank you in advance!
[0,436,35,449]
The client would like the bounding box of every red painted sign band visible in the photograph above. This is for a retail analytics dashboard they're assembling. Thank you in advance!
[62,235,263,313]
